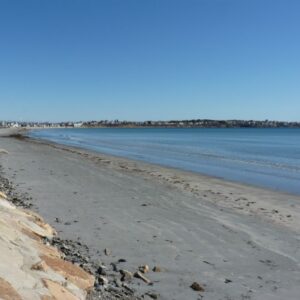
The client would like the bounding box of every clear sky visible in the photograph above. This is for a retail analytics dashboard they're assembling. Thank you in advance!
[0,0,299,122]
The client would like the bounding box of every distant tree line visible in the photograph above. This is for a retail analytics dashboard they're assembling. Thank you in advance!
[1,119,300,129]
[81,119,300,128]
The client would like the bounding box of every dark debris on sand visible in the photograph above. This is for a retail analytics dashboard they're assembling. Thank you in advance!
[0,166,33,209]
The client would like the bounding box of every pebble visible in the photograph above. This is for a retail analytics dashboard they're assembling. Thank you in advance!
[139,264,150,273]
[190,282,205,292]
[104,248,112,256]
[152,266,162,272]
[120,269,133,282]
[111,262,118,272]
[145,292,159,299]
[134,271,151,284]
[98,275,109,285]
[0,174,33,209]
[113,278,122,287]
[96,265,107,276]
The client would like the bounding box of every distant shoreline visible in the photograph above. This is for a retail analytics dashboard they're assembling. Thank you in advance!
[1,118,300,129]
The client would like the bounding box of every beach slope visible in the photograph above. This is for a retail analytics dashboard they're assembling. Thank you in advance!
[0,134,300,299]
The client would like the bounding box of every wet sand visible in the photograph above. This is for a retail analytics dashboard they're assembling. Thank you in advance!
[0,132,300,299]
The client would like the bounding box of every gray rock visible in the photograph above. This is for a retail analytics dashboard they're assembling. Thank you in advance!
[190,282,205,292]
[134,271,151,284]
[98,275,109,285]
[120,269,133,282]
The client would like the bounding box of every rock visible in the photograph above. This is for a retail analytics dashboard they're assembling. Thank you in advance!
[113,278,122,287]
[96,265,107,276]
[0,278,22,300]
[122,283,135,294]
[43,279,78,300]
[82,263,93,274]
[134,271,151,284]
[105,285,120,293]
[31,261,49,272]
[146,292,159,299]
[111,262,118,272]
[139,264,150,273]
[93,259,103,266]
[120,269,133,282]
[41,255,95,290]
[190,282,205,292]
[61,243,70,251]
[104,248,111,256]
[225,278,232,283]
[0,149,8,154]
[118,258,127,263]
[94,283,103,292]
[152,266,162,272]
[98,275,109,285]
[0,191,7,199]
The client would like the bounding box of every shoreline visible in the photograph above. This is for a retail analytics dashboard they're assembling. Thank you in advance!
[21,128,300,198]
[24,127,300,197]
[21,135,300,232]
[1,131,300,299]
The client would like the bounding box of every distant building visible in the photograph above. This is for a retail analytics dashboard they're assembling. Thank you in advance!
[74,122,83,128]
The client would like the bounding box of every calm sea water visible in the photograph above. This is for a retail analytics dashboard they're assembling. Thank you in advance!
[29,128,300,195]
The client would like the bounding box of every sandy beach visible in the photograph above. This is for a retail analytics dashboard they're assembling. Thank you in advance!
[1,131,300,300]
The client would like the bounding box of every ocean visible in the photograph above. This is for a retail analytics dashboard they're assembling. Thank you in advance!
[29,127,300,195]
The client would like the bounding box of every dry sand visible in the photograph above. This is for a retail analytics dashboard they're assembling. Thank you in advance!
[0,132,300,299]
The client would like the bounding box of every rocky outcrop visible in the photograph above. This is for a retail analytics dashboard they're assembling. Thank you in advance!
[0,191,94,300]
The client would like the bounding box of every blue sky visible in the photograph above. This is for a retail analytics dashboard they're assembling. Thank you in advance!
[0,0,299,122]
